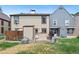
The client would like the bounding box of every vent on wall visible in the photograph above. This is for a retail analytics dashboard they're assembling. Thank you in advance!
[30,9,36,14]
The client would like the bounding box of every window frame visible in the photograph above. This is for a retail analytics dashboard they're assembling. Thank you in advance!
[65,20,70,26]
[14,16,19,24]
[53,20,57,26]
[35,28,38,34]
[1,27,4,34]
[67,28,74,34]
[41,28,47,33]
[41,16,47,24]
[1,20,4,25]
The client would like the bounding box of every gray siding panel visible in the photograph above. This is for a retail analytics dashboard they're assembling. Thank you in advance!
[50,6,75,36]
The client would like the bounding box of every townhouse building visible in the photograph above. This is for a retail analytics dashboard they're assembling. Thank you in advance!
[0,8,10,34]
[10,10,50,41]
[50,6,75,37]
[10,6,79,41]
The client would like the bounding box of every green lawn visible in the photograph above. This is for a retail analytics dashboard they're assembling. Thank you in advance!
[0,35,19,51]
[0,42,19,50]
[17,38,79,54]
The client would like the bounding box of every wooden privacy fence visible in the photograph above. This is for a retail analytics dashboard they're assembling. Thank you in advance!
[5,31,23,41]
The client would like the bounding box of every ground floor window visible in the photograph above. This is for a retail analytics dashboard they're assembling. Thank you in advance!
[50,28,60,36]
[8,28,11,31]
[15,28,19,31]
[1,27,4,34]
[42,28,47,33]
[67,28,74,34]
[35,28,38,34]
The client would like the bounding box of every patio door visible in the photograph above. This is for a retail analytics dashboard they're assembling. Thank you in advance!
[50,28,60,36]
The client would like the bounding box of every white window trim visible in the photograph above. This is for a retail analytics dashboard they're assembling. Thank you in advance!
[65,20,70,26]
[14,16,19,24]
[53,20,57,26]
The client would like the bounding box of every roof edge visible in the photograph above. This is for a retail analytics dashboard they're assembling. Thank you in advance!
[10,13,50,16]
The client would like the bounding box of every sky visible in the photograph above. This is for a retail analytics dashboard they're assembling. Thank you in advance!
[1,5,79,16]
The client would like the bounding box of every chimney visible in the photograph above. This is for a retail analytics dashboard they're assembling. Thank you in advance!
[30,9,36,14]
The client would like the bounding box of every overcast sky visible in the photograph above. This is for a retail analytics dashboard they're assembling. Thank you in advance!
[1,5,79,16]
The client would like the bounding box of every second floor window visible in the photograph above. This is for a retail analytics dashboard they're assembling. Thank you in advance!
[53,20,57,26]
[14,16,19,24]
[65,20,70,26]
[41,16,47,24]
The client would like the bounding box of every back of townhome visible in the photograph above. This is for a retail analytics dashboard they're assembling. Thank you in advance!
[50,6,75,37]
[10,10,50,41]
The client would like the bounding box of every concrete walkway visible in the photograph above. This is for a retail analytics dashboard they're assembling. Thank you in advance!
[0,43,34,54]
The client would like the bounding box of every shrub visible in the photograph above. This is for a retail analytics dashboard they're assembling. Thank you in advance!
[77,35,79,38]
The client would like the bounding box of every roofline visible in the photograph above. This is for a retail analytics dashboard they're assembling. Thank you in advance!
[23,25,34,27]
[74,14,79,16]
[10,14,50,16]
[53,6,74,18]
[0,18,10,22]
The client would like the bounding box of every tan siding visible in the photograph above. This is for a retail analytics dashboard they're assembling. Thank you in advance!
[74,16,79,36]
[11,16,49,34]
[11,15,49,40]
[23,27,34,41]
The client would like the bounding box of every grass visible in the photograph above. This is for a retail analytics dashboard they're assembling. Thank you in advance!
[0,42,19,50]
[17,38,79,54]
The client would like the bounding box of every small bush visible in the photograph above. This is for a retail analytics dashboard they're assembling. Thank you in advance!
[77,35,79,38]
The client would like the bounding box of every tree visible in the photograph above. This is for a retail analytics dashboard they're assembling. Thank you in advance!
[75,12,79,15]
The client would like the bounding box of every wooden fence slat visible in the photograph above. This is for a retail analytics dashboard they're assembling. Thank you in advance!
[5,31,23,41]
